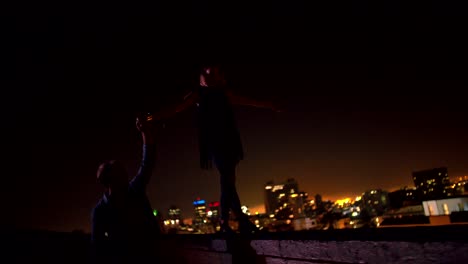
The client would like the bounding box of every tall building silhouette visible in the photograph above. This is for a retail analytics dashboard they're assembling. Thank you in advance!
[264,178,299,216]
[413,167,450,200]
[388,187,419,209]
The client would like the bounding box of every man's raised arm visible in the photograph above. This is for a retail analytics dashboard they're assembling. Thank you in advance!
[130,116,156,192]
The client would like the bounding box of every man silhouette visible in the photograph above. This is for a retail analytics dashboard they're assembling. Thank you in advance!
[91,115,160,263]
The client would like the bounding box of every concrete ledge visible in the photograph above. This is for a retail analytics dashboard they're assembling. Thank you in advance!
[176,225,468,264]
[9,225,468,264]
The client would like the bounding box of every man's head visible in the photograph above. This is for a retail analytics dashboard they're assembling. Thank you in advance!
[199,63,227,87]
[96,160,128,194]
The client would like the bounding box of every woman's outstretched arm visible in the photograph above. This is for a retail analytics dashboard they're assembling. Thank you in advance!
[153,91,199,121]
[226,89,281,112]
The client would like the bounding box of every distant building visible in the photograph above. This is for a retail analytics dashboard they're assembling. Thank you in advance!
[193,198,207,227]
[295,192,308,216]
[168,205,181,220]
[361,189,389,216]
[413,167,450,200]
[422,197,468,216]
[315,194,323,205]
[454,177,468,196]
[207,201,220,220]
[264,178,299,215]
[302,194,324,217]
[388,187,420,209]
[442,177,468,197]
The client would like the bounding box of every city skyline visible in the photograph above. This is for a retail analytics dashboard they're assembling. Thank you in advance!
[159,168,468,221]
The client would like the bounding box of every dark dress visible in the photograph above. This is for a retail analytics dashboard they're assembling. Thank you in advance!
[197,86,244,169]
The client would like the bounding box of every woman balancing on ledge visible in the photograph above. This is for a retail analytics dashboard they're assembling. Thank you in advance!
[154,64,281,235]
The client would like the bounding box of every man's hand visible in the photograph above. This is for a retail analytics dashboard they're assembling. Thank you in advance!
[136,113,152,131]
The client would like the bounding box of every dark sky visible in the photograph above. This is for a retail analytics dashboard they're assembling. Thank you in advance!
[6,4,468,232]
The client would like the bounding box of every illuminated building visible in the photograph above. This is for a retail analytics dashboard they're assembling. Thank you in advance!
[265,178,305,219]
[206,201,221,231]
[241,205,250,215]
[413,167,450,200]
[207,201,220,220]
[168,205,181,220]
[295,192,308,216]
[422,197,468,216]
[454,178,468,196]
[193,198,207,227]
[361,189,389,216]
[264,181,278,215]
[388,187,419,209]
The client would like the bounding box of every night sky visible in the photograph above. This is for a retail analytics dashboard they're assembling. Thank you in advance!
[6,3,467,232]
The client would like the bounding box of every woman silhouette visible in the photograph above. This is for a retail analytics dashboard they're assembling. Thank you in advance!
[155,64,280,234]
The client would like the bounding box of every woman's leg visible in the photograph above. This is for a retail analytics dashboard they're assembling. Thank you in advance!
[215,158,243,223]
[215,157,257,234]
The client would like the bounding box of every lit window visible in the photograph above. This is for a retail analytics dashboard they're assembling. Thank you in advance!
[443,204,449,215]
[272,185,284,192]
